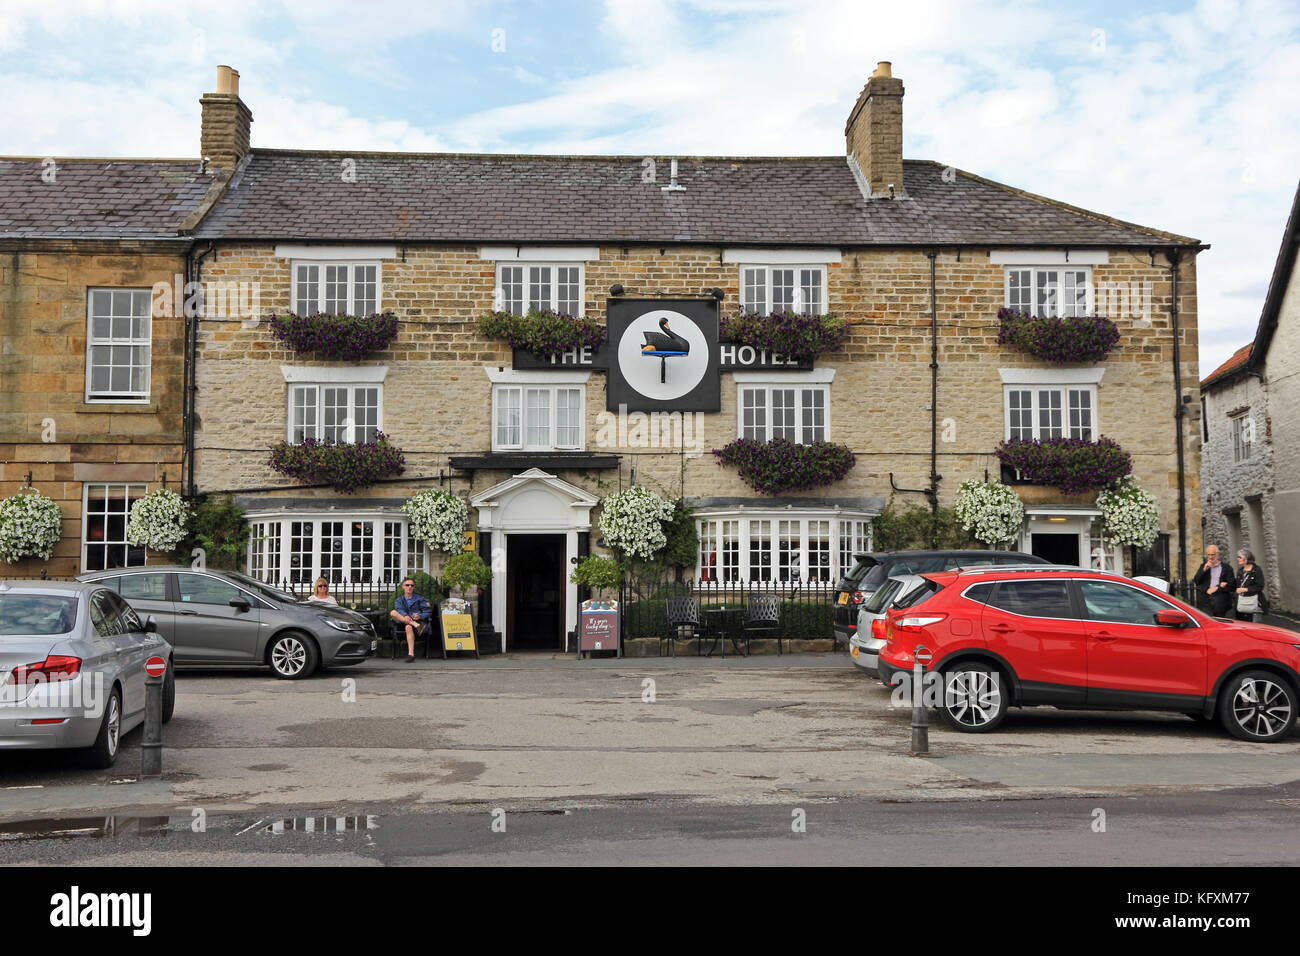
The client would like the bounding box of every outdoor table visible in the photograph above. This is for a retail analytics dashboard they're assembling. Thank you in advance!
[704,606,746,658]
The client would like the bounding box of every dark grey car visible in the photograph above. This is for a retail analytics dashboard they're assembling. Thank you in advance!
[78,567,376,679]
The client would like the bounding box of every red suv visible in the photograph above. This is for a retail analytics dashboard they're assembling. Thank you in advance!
[876,567,1300,743]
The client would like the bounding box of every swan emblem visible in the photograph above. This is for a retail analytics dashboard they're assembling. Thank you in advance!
[640,317,690,355]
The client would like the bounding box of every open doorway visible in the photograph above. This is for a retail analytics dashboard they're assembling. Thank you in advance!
[506,534,565,650]
[1031,532,1081,566]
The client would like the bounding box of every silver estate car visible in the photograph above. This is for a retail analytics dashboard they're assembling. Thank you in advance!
[849,574,933,676]
[78,567,377,679]
[0,580,174,768]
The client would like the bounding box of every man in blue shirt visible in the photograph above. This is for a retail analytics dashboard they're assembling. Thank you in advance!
[390,577,432,663]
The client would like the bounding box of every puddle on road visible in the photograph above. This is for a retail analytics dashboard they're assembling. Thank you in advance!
[0,813,380,842]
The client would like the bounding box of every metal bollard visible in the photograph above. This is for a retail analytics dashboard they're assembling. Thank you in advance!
[141,672,163,778]
[910,645,932,755]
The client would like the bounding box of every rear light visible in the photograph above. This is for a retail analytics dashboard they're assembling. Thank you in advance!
[11,656,82,684]
[31,718,69,725]
[871,618,886,641]
[897,614,948,629]
[851,591,865,604]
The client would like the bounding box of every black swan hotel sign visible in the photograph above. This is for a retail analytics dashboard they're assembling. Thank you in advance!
[512,297,814,412]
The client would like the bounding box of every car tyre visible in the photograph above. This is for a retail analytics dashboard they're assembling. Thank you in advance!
[162,666,175,723]
[268,631,319,680]
[937,662,1008,733]
[1218,670,1297,743]
[79,686,122,769]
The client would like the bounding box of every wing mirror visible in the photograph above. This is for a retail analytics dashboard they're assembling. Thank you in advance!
[144,615,158,633]
[1155,609,1192,627]
[229,597,252,612]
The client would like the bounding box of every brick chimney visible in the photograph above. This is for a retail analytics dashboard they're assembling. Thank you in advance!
[200,65,253,170]
[845,61,904,199]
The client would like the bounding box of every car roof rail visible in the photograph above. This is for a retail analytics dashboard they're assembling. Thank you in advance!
[952,564,1124,576]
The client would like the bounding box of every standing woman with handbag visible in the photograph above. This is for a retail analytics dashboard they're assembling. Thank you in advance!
[1234,549,1267,622]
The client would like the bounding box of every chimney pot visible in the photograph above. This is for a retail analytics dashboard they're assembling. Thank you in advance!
[874,61,892,78]
[215,64,239,96]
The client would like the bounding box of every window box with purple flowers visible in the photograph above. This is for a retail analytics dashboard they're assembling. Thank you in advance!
[719,311,849,361]
[996,308,1120,365]
[996,436,1132,495]
[268,431,406,494]
[267,311,400,362]
[478,309,606,357]
[712,438,856,495]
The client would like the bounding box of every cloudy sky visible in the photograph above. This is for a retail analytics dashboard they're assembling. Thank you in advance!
[2,0,1297,374]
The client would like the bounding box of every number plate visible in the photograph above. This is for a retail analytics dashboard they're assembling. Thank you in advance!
[837,593,849,605]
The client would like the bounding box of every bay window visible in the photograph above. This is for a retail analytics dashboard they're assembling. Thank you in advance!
[247,515,426,587]
[696,511,875,584]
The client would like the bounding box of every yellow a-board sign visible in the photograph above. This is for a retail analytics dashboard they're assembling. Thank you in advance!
[441,613,476,651]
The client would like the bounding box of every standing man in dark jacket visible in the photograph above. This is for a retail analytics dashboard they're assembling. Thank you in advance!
[1193,544,1236,617]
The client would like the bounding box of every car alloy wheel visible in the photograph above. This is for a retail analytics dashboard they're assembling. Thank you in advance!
[938,664,1008,733]
[80,688,122,769]
[1221,671,1296,743]
[105,692,121,757]
[268,632,319,680]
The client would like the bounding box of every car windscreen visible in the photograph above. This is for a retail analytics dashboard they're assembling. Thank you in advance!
[223,571,298,604]
[862,578,905,613]
[0,594,78,636]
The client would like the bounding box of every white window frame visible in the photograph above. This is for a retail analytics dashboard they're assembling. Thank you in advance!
[246,514,427,588]
[290,260,382,315]
[1231,412,1253,464]
[286,383,384,444]
[1002,266,1094,317]
[695,511,875,584]
[737,264,826,315]
[494,262,585,316]
[1003,384,1098,441]
[81,483,149,572]
[491,383,585,451]
[85,288,152,403]
[736,383,830,444]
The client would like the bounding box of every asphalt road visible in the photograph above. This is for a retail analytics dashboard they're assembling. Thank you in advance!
[2,653,1297,865]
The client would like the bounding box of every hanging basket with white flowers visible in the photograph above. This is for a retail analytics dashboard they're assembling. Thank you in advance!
[126,488,191,553]
[953,479,1026,547]
[402,490,469,555]
[1097,478,1160,549]
[598,485,675,560]
[0,489,64,564]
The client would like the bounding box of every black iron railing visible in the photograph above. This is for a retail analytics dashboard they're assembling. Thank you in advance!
[618,576,836,642]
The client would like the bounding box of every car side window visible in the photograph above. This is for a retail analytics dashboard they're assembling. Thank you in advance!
[176,573,243,606]
[102,590,142,632]
[119,573,168,601]
[89,590,122,637]
[1078,580,1175,626]
[987,580,1074,619]
[963,582,996,605]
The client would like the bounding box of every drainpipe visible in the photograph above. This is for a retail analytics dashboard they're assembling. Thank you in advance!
[1167,248,1189,592]
[185,242,216,497]
[926,250,941,519]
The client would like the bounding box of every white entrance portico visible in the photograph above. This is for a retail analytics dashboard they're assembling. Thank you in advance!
[470,468,599,653]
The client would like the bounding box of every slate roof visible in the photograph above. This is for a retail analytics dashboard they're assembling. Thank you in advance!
[0,159,214,240]
[1200,342,1253,389]
[194,150,1198,247]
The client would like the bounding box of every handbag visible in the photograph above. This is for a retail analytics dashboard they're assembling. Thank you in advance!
[1236,593,1261,614]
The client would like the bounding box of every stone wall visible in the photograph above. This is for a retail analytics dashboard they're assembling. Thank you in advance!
[0,249,187,575]
[1259,253,1300,611]
[193,242,1202,575]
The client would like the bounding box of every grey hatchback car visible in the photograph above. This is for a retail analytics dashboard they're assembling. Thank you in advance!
[78,567,376,679]
[0,580,174,767]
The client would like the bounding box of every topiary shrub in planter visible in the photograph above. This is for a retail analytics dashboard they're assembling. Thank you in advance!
[720,311,850,361]
[712,438,856,495]
[442,551,492,597]
[267,311,400,362]
[570,555,624,595]
[478,309,606,357]
[996,436,1131,495]
[268,432,405,493]
[996,308,1120,365]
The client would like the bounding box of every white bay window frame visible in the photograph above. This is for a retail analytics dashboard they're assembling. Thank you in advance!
[696,511,874,584]
[246,514,427,587]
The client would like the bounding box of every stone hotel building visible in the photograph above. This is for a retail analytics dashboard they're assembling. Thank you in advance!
[2,64,1205,651]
